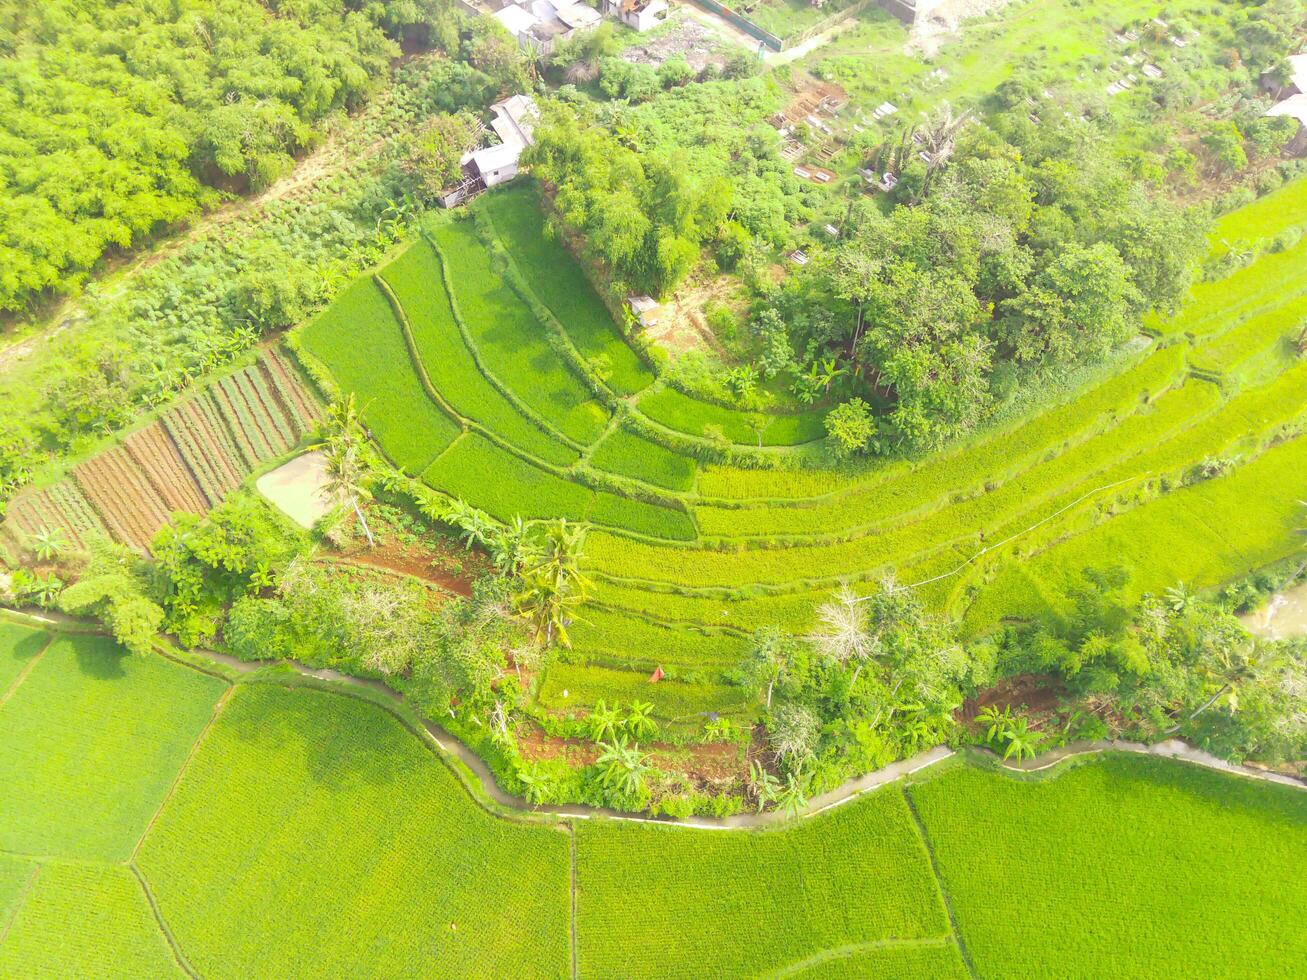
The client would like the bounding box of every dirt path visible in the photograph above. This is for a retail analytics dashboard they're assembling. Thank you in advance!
[0,125,370,373]
[4,605,1302,830]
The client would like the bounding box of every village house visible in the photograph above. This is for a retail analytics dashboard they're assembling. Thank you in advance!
[602,0,670,32]
[1263,54,1307,157]
[439,95,540,208]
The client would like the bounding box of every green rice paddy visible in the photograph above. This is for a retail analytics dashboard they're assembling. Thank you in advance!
[0,625,1300,976]
[294,180,1307,725]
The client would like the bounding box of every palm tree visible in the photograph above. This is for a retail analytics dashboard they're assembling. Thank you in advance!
[32,526,69,562]
[814,585,875,684]
[321,439,374,547]
[596,737,650,800]
[514,519,591,647]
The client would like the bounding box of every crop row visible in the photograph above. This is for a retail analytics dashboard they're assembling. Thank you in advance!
[962,429,1307,631]
[536,659,750,720]
[380,240,578,467]
[3,483,107,551]
[3,352,322,553]
[569,605,749,671]
[1154,236,1307,339]
[73,448,172,551]
[575,787,949,978]
[636,384,825,448]
[1188,290,1307,378]
[586,380,1224,590]
[907,756,1307,978]
[694,341,1187,506]
[694,344,1191,537]
[481,185,656,396]
[1209,176,1307,248]
[587,425,697,491]
[430,220,611,446]
[137,684,573,978]
[299,276,460,474]
[421,433,696,541]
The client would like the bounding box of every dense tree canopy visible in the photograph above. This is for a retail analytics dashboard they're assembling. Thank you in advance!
[0,0,445,314]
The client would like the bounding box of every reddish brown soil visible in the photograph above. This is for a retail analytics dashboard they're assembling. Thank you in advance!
[958,673,1068,724]
[330,524,487,597]
[517,721,750,788]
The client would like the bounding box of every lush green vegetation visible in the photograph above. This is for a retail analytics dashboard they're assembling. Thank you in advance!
[138,682,572,978]
[0,634,224,861]
[0,860,183,978]
[909,755,1307,977]
[0,625,1298,975]
[575,787,949,977]
[298,275,461,473]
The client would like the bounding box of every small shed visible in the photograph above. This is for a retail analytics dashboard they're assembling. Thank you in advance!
[627,295,662,329]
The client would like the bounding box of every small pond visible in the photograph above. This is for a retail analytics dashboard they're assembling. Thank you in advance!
[1239,582,1307,640]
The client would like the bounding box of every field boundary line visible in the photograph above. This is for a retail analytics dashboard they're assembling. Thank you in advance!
[130,686,234,863]
[129,863,199,979]
[0,631,56,710]
[767,935,956,979]
[0,862,40,947]
[901,787,977,979]
[420,232,592,453]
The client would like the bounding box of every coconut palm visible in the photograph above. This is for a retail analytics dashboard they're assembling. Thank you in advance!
[320,439,374,547]
[514,519,591,647]
[814,584,875,684]
[32,526,69,562]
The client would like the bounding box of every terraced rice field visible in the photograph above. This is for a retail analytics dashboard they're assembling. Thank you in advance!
[292,180,1307,721]
[0,626,1300,977]
[1,350,320,554]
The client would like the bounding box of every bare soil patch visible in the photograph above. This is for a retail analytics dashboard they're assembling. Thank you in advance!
[257,451,337,529]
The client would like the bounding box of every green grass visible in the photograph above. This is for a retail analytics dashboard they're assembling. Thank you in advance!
[0,635,224,861]
[0,637,1301,975]
[782,942,969,978]
[575,786,950,978]
[0,861,183,978]
[1210,176,1307,247]
[299,276,461,473]
[908,755,1307,977]
[423,433,696,540]
[0,623,49,694]
[638,384,826,447]
[431,220,611,445]
[380,239,579,467]
[588,425,697,491]
[963,430,1307,631]
[481,185,655,396]
[537,659,750,719]
[137,683,572,978]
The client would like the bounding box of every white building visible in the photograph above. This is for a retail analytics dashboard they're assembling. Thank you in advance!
[440,95,541,208]
[1263,54,1307,157]
[493,0,602,55]
[603,0,670,32]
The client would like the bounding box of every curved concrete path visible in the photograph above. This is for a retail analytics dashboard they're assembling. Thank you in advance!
[4,605,1303,831]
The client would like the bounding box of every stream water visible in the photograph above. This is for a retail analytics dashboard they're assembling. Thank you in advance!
[1239,583,1307,640]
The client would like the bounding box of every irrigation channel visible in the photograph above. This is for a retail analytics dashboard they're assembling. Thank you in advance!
[4,605,1303,830]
